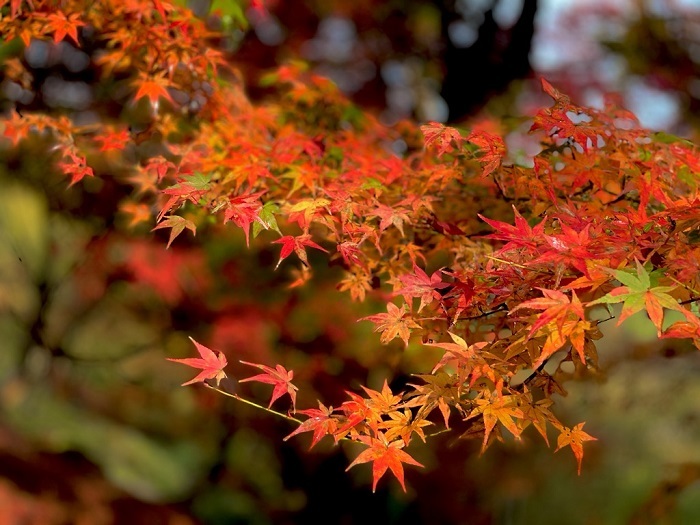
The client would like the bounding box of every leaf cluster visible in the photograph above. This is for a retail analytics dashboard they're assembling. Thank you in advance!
[3,0,700,493]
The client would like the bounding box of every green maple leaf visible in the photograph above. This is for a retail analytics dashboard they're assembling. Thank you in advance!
[182,172,212,191]
[252,201,282,238]
[588,260,681,332]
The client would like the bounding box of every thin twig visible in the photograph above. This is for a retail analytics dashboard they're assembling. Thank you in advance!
[485,255,552,275]
[669,276,700,297]
[204,382,303,424]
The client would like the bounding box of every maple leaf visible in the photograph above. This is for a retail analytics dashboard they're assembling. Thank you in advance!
[360,303,420,347]
[510,288,585,337]
[530,80,601,151]
[272,234,329,269]
[478,206,545,252]
[368,203,411,236]
[152,215,196,249]
[223,191,265,246]
[381,409,433,446]
[533,318,592,369]
[2,110,30,146]
[396,264,450,312]
[287,198,330,229]
[540,77,568,102]
[337,241,365,268]
[565,260,612,292]
[555,422,597,475]
[158,174,211,220]
[133,72,174,105]
[466,130,505,177]
[407,372,460,429]
[429,331,475,360]
[167,337,228,386]
[283,402,337,449]
[469,392,524,453]
[345,434,424,492]
[239,361,299,410]
[95,128,130,152]
[660,311,700,349]
[520,397,555,447]
[421,122,463,157]
[538,223,598,274]
[58,152,94,186]
[361,380,403,414]
[587,260,681,332]
[337,269,372,302]
[46,12,85,45]
[335,391,373,438]
[252,201,282,239]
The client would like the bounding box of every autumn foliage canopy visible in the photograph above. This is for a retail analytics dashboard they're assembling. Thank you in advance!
[2,0,700,493]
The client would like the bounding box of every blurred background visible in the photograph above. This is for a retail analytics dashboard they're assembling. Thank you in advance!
[1,0,700,523]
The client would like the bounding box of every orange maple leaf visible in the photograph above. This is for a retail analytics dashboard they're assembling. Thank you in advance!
[46,12,85,45]
[346,434,424,492]
[469,392,524,453]
[283,402,337,450]
[360,302,420,347]
[555,422,597,475]
[167,337,228,386]
[510,288,585,337]
[133,73,174,105]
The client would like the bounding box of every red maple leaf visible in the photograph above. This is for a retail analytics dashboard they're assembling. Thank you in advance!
[466,129,505,177]
[345,434,424,492]
[272,234,329,269]
[396,264,450,312]
[335,391,373,438]
[368,203,411,236]
[239,361,299,410]
[223,191,265,246]
[58,152,94,186]
[478,206,545,253]
[95,128,130,152]
[283,402,337,449]
[337,241,365,268]
[531,79,600,151]
[421,121,463,157]
[167,337,228,386]
[538,223,598,274]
